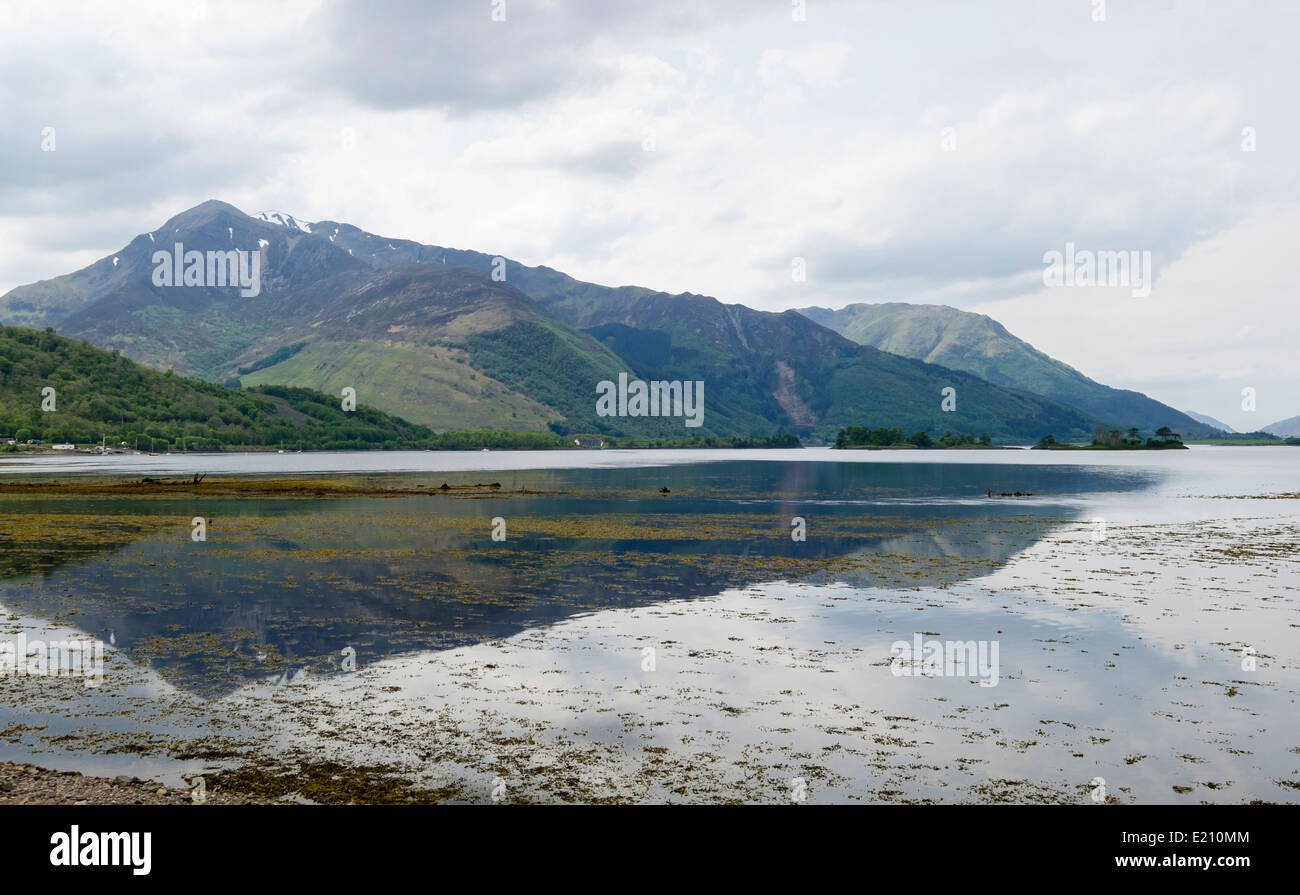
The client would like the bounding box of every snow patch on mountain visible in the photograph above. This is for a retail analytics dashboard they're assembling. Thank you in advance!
[254,210,314,233]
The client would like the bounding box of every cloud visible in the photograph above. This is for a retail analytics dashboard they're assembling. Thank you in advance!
[969,204,1300,430]
[0,0,1296,420]
[308,0,767,115]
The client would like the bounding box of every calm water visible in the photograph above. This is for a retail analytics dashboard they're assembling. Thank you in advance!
[0,447,1296,803]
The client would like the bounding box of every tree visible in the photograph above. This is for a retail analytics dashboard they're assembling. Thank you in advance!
[1038,433,1057,447]
[909,430,934,448]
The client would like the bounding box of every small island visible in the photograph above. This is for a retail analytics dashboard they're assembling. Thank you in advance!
[1032,426,1188,450]
[833,427,1004,449]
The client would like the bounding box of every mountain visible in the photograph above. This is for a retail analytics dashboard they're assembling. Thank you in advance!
[0,200,363,334]
[1262,414,1300,438]
[1185,411,1236,432]
[0,201,667,436]
[574,295,1110,442]
[0,201,1112,442]
[797,303,1221,438]
[0,324,441,450]
[258,211,1111,441]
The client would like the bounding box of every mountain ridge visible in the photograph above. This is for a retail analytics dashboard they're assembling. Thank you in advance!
[0,201,1131,442]
[1262,414,1300,438]
[798,302,1220,437]
[1185,410,1236,433]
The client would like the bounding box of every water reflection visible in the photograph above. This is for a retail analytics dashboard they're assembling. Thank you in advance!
[0,461,1153,696]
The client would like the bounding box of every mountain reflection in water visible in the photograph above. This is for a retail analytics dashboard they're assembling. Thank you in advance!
[0,461,1152,696]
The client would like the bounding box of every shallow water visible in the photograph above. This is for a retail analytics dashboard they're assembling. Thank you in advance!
[0,442,1291,479]
[0,447,1296,803]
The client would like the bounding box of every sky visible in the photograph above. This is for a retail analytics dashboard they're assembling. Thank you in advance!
[1,0,1296,430]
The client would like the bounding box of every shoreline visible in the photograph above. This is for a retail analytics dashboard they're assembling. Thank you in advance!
[1031,443,1189,451]
[0,476,531,497]
[0,761,273,805]
[833,444,1016,451]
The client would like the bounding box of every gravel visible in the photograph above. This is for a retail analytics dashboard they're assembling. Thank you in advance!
[0,761,280,805]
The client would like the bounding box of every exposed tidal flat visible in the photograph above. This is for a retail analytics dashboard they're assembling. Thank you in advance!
[0,447,1296,804]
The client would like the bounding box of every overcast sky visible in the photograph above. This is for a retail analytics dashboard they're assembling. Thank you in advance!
[2,0,1296,429]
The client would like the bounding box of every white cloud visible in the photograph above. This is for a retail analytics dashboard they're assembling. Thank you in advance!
[0,0,1295,419]
[970,204,1300,431]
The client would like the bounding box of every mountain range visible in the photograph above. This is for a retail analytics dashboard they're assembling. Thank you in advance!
[0,200,1238,444]
[798,303,1221,438]
[1184,411,1236,433]
[1262,414,1300,438]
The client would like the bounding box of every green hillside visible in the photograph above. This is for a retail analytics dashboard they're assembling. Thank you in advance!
[0,325,445,450]
[230,264,739,438]
[579,294,1104,443]
[800,303,1219,437]
[311,220,1115,440]
[0,202,1134,444]
[238,339,563,431]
